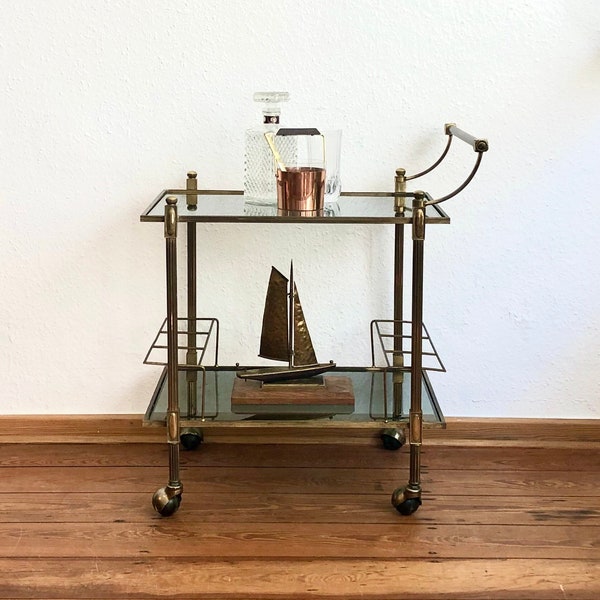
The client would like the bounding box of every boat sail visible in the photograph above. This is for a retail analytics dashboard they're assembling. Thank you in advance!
[237,263,335,383]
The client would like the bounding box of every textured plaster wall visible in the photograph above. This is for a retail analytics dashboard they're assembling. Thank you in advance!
[1,0,599,417]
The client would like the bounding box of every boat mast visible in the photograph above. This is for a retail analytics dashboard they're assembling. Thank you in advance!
[288,261,294,368]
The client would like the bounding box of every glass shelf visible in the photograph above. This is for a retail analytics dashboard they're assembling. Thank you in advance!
[140,190,450,225]
[143,366,445,429]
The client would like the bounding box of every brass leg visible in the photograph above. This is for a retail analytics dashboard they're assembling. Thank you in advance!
[381,170,407,451]
[185,268,198,425]
[181,196,203,451]
[392,169,406,419]
[153,195,183,516]
[392,192,425,515]
[186,173,198,420]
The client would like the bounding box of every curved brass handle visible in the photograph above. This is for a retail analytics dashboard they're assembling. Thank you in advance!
[400,124,490,206]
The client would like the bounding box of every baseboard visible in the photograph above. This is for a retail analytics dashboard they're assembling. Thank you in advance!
[0,415,598,447]
[426,417,600,448]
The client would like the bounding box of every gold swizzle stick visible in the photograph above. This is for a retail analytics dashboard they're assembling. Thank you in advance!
[264,132,287,172]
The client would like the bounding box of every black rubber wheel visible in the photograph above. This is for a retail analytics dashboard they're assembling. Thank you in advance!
[391,486,422,516]
[394,497,421,516]
[180,430,203,451]
[159,494,181,517]
[381,428,405,451]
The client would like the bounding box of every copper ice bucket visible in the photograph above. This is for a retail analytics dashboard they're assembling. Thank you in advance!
[271,127,326,216]
[276,166,326,214]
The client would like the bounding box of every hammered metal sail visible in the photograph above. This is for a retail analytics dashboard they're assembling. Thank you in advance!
[292,283,317,366]
[259,267,289,362]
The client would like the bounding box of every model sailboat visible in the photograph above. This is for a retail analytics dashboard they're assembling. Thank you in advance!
[237,263,335,383]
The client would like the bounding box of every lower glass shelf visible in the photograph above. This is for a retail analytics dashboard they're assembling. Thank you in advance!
[143,366,445,429]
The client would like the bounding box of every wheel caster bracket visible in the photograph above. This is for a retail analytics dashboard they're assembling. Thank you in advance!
[391,486,422,516]
[152,484,183,517]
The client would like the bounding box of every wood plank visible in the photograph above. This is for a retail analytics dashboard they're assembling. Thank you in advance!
[3,465,600,497]
[0,522,598,560]
[0,415,598,446]
[0,442,403,469]
[0,558,598,600]
[1,492,599,526]
[2,443,599,471]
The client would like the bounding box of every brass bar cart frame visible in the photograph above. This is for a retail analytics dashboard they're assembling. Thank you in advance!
[143,123,488,517]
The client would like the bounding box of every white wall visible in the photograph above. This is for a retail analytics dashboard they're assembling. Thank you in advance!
[1,0,598,417]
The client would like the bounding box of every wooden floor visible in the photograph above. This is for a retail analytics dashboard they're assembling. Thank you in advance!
[0,419,599,599]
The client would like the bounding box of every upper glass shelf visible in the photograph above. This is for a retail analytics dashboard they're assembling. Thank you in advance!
[140,190,450,225]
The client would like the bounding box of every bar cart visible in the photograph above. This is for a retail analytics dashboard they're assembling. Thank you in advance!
[140,123,488,517]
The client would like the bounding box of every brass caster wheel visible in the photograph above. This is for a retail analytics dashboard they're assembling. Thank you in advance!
[391,487,422,515]
[381,428,406,451]
[180,428,203,451]
[152,488,182,517]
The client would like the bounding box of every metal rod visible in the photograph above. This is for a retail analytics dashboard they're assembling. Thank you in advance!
[425,152,484,206]
[198,366,207,420]
[447,124,489,153]
[168,443,180,488]
[370,320,376,367]
[212,319,220,366]
[288,261,294,368]
[186,217,198,419]
[382,367,389,421]
[393,169,405,418]
[405,133,453,182]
